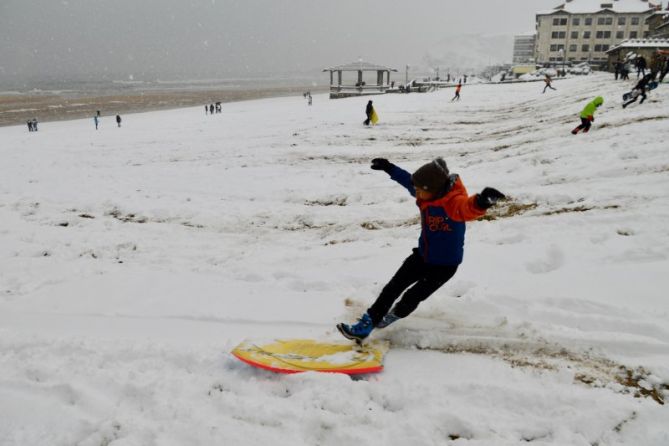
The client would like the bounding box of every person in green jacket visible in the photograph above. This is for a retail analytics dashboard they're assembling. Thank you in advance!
[572,96,603,134]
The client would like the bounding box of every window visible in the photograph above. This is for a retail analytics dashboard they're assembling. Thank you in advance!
[570,44,578,52]
[582,44,590,52]
[606,17,613,25]
[560,18,568,25]
[585,18,593,25]
[552,31,559,38]
[596,31,611,39]
[596,31,603,38]
[553,18,560,25]
[557,44,565,51]
[597,17,605,25]
[602,45,610,51]
[604,31,611,38]
[584,31,591,39]
[594,44,602,52]
[618,17,626,25]
[616,31,624,39]
[550,44,558,51]
[630,31,638,38]
[549,57,557,61]
[644,31,649,38]
[571,31,579,39]
[572,18,580,26]
[631,17,639,25]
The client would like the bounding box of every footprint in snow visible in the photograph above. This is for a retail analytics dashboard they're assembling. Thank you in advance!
[526,245,564,274]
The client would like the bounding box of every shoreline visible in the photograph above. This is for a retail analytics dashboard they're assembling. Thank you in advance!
[0,85,327,127]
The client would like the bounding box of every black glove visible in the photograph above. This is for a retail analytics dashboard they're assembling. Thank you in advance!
[476,187,505,209]
[371,158,393,172]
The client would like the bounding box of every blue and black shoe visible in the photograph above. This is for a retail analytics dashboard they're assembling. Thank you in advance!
[375,312,401,329]
[337,313,374,342]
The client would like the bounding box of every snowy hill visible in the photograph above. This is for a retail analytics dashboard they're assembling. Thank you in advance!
[1,74,668,445]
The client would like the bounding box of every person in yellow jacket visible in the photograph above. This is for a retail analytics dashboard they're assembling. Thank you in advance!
[571,96,603,135]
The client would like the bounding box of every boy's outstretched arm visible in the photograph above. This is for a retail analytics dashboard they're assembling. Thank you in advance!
[440,180,505,222]
[371,158,416,197]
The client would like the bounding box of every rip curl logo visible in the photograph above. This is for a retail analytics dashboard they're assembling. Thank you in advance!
[426,215,452,232]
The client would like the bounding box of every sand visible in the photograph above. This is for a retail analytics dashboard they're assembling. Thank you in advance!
[0,86,326,127]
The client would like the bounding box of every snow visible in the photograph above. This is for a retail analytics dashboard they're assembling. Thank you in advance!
[1,72,669,445]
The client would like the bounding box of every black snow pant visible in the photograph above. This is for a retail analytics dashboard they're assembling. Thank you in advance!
[542,84,556,93]
[364,113,371,126]
[367,249,458,326]
[574,117,592,133]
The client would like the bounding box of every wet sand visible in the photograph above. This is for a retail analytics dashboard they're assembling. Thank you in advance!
[0,86,326,127]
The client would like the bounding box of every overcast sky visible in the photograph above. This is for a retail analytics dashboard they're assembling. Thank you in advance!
[0,0,559,83]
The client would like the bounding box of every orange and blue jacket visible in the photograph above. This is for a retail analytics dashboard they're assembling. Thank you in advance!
[388,165,486,265]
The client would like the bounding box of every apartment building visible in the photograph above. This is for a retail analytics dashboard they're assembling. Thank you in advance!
[535,0,659,65]
[513,34,537,63]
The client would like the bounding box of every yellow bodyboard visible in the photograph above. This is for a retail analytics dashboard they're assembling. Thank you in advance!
[232,338,389,374]
[370,109,379,125]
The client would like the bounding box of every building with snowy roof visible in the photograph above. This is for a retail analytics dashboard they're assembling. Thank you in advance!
[605,37,669,71]
[535,0,660,67]
[322,61,397,99]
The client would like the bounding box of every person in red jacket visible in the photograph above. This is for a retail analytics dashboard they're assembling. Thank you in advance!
[451,83,462,101]
[337,158,505,342]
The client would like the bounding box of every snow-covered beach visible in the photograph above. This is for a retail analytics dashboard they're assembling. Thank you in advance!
[1,73,668,445]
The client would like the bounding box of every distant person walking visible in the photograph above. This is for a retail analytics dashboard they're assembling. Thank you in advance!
[364,100,374,126]
[451,83,462,101]
[542,75,556,93]
[31,118,38,132]
[27,120,33,132]
[209,104,214,115]
[571,96,603,135]
[94,115,99,130]
[116,114,122,127]
[636,56,647,79]
[614,61,622,80]
[205,105,208,115]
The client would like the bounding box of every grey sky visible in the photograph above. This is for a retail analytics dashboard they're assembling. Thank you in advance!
[0,0,559,83]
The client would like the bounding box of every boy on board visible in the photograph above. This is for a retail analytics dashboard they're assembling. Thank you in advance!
[337,157,505,342]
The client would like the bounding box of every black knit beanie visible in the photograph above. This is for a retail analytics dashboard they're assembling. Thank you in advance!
[412,158,449,195]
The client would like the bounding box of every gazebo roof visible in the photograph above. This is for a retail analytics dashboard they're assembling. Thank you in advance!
[323,61,397,72]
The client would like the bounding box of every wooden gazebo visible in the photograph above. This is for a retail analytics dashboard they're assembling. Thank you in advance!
[323,60,397,99]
